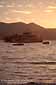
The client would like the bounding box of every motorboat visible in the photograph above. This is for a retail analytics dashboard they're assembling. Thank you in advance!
[42,40,50,44]
[13,43,24,46]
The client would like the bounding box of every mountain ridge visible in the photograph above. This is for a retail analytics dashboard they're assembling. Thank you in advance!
[0,22,56,40]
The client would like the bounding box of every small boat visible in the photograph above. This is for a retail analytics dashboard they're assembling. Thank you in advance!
[42,40,49,44]
[13,43,24,46]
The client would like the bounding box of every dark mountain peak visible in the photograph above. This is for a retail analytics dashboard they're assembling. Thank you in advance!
[0,21,56,40]
[0,22,6,24]
[28,22,45,29]
[0,22,44,29]
[28,22,37,25]
[10,22,26,25]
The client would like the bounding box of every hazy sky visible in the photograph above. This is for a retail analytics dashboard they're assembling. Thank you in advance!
[0,0,56,28]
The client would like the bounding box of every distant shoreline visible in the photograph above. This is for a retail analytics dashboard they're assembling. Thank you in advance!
[0,81,56,85]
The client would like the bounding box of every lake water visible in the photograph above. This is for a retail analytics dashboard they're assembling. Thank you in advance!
[0,40,56,84]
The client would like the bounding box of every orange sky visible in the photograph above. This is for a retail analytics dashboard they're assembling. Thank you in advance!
[0,0,56,28]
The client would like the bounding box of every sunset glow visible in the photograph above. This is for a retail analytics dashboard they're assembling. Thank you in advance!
[0,0,56,28]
